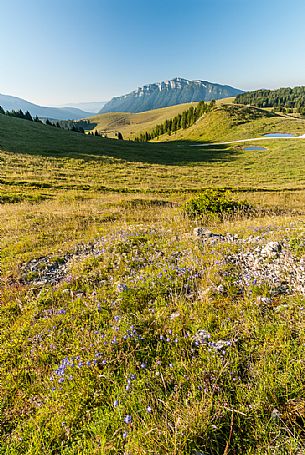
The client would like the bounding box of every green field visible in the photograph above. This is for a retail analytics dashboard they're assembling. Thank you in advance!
[153,104,305,143]
[86,102,198,139]
[1,110,305,454]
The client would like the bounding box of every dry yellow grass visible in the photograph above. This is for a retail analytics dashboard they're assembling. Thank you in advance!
[87,102,199,138]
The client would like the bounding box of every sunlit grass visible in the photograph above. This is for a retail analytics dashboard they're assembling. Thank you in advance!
[1,112,305,453]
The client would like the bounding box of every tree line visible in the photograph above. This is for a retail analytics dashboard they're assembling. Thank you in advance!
[134,100,216,142]
[0,106,85,133]
[235,87,305,115]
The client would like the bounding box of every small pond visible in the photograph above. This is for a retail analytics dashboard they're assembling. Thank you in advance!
[263,133,296,138]
[243,146,267,151]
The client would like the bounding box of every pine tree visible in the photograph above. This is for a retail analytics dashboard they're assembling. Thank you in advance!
[24,111,33,121]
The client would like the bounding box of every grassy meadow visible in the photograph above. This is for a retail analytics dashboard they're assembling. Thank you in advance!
[83,98,235,140]
[1,109,305,454]
[153,104,305,143]
[86,102,198,139]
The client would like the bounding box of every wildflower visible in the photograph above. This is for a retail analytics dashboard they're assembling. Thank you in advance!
[140,363,146,369]
[114,400,119,407]
[123,431,128,439]
[57,309,66,315]
[124,415,132,424]
[146,406,152,413]
[117,283,128,292]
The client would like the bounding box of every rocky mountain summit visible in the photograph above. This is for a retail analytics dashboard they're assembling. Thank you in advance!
[100,77,243,113]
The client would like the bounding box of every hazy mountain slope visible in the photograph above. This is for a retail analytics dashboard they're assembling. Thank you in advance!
[100,77,243,113]
[0,93,93,120]
[61,101,107,113]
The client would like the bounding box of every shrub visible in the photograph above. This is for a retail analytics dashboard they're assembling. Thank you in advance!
[184,189,252,220]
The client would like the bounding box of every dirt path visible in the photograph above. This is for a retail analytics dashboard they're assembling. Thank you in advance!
[191,134,305,147]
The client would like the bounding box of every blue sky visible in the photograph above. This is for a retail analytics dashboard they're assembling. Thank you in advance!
[1,0,305,105]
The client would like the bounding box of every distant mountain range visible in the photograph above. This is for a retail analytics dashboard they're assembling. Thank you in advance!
[59,101,108,114]
[0,93,94,120]
[100,77,244,113]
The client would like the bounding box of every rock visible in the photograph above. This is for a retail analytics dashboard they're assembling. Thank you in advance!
[217,284,225,294]
[193,227,222,239]
[193,330,211,345]
[261,241,282,258]
[271,408,281,420]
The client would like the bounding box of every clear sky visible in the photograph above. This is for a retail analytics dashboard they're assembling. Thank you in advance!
[1,0,305,105]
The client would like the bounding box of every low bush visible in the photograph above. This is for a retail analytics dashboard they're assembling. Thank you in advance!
[184,189,252,220]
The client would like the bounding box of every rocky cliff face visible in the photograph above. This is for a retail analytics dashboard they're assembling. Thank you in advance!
[100,77,243,113]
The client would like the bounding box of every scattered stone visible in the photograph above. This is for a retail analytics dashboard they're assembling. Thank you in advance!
[261,241,282,259]
[225,241,305,295]
[271,408,281,421]
[217,284,225,294]
[257,296,272,305]
[193,227,305,296]
[193,330,211,345]
[20,238,107,286]
[193,227,223,239]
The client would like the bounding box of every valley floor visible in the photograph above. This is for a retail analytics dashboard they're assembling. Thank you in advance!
[191,134,305,147]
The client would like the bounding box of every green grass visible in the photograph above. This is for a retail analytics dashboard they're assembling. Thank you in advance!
[1,112,305,202]
[86,102,199,139]
[1,111,305,454]
[156,104,305,143]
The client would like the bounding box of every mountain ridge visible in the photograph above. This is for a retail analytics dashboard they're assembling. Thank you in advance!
[0,93,94,120]
[100,77,243,113]
[59,101,108,113]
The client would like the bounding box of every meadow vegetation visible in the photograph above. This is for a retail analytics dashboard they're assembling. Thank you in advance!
[155,104,305,143]
[0,110,305,454]
[85,102,198,139]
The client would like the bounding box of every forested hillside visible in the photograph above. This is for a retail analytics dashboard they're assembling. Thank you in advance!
[134,100,215,141]
[235,86,305,114]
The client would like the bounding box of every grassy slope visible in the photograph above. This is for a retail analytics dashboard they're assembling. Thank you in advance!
[1,112,305,197]
[155,104,305,142]
[1,110,305,454]
[87,102,198,139]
